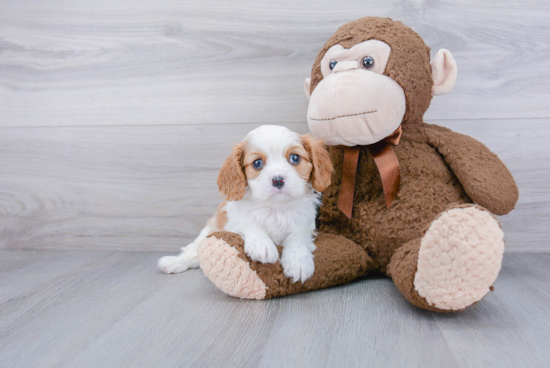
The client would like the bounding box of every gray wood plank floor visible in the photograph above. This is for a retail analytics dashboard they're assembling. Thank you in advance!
[1,251,549,368]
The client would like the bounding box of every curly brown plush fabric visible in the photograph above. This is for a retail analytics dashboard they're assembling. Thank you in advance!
[200,17,519,312]
[318,123,518,271]
[210,231,374,299]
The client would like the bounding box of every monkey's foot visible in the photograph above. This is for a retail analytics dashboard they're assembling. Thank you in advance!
[199,231,372,300]
[414,206,505,311]
[198,233,267,300]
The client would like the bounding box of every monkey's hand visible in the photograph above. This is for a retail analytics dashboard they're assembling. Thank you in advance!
[424,123,519,215]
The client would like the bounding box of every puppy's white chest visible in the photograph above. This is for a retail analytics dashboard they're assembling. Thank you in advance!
[253,206,296,244]
[225,199,313,246]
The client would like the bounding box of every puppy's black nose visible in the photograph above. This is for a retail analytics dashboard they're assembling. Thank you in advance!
[272,175,285,189]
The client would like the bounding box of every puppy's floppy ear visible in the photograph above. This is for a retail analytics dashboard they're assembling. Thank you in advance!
[217,142,247,201]
[301,134,333,192]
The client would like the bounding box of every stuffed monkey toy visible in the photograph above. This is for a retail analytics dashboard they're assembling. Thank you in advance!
[198,17,518,312]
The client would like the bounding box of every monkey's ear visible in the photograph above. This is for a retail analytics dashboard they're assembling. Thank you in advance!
[301,134,333,192]
[304,78,311,100]
[217,143,247,201]
[431,49,457,96]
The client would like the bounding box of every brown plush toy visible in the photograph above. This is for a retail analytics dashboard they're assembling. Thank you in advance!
[198,17,519,312]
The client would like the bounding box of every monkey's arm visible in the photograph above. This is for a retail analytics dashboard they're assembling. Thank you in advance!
[423,124,519,215]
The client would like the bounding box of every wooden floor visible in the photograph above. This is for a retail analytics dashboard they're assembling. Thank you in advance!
[1,251,549,368]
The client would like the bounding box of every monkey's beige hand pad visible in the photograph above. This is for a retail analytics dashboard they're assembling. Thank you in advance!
[199,231,372,299]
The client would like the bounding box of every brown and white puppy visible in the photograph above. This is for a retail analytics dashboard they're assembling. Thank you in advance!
[158,125,332,283]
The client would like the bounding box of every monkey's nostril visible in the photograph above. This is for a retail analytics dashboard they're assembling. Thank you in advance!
[272,175,285,189]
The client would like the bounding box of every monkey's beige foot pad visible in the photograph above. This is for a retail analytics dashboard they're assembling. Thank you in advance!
[414,206,504,311]
[198,236,267,300]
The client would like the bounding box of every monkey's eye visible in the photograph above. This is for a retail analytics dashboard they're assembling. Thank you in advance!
[329,60,338,71]
[252,159,264,170]
[361,56,375,70]
[289,154,301,165]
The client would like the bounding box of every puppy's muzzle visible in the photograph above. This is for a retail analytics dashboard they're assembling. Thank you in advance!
[272,175,285,189]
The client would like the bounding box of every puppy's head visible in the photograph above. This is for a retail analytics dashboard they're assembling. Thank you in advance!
[217,125,333,203]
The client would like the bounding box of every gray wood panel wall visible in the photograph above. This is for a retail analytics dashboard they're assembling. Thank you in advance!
[1,0,549,252]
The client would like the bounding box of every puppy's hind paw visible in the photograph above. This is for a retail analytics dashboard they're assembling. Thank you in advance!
[157,254,198,274]
[281,249,315,283]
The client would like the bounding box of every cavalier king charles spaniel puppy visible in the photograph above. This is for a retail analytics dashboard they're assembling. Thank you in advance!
[158,125,333,283]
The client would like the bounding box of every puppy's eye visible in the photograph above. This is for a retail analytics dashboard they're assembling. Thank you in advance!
[329,60,338,71]
[252,159,264,170]
[289,154,301,165]
[361,56,375,70]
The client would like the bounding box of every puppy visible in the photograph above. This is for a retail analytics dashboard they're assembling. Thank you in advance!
[157,125,333,282]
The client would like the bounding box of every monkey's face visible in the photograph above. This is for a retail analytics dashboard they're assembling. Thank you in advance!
[306,40,406,146]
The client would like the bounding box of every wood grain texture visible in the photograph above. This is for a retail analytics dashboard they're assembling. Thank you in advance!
[0,251,549,367]
[434,254,550,368]
[0,119,547,252]
[1,0,550,127]
[0,0,549,252]
[0,123,308,251]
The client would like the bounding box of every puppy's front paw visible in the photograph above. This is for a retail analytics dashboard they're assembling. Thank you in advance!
[281,248,315,283]
[245,236,279,264]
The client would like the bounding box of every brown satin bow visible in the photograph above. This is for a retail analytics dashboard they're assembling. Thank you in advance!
[337,126,403,219]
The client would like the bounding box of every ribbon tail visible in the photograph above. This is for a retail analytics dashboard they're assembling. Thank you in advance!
[337,147,361,219]
[367,143,400,208]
